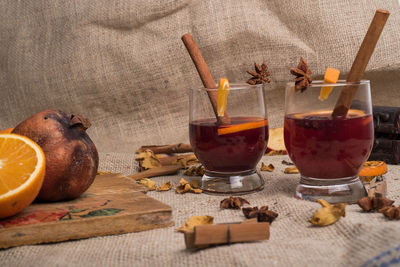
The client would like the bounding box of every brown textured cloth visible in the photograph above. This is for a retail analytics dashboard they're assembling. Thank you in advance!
[1,0,400,266]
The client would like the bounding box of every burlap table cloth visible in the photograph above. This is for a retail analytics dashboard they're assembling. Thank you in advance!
[1,0,400,266]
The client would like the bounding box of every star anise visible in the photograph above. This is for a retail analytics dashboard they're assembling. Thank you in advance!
[242,206,278,223]
[220,196,250,209]
[290,57,312,92]
[379,206,400,220]
[246,62,271,85]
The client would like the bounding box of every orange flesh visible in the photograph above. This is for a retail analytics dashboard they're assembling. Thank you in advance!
[217,120,268,135]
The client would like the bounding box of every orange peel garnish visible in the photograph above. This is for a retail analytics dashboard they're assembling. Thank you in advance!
[319,68,340,101]
[217,78,230,117]
[217,120,268,135]
[359,161,387,178]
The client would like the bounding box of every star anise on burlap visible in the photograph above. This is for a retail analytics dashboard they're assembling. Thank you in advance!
[220,196,250,209]
[380,206,400,220]
[246,62,271,85]
[242,206,279,223]
[290,57,312,92]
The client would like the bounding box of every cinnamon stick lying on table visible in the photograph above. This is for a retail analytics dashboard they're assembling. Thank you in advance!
[182,33,231,125]
[128,165,181,181]
[184,222,270,249]
[137,144,193,154]
[332,9,390,117]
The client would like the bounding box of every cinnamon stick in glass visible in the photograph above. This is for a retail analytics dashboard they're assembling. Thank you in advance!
[332,9,390,117]
[181,33,231,124]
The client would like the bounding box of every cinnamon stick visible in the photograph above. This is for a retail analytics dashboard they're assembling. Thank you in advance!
[184,222,269,249]
[137,144,193,154]
[128,165,181,181]
[332,9,390,117]
[159,153,196,166]
[181,33,231,124]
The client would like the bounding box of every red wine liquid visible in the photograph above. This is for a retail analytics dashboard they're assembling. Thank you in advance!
[189,117,269,173]
[284,110,374,179]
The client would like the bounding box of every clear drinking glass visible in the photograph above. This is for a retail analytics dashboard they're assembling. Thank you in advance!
[284,80,374,203]
[189,83,269,194]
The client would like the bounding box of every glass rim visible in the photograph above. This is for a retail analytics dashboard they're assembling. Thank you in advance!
[190,82,263,92]
[286,79,370,88]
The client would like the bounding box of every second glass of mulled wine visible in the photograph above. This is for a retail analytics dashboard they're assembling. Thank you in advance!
[284,80,373,203]
[189,83,269,194]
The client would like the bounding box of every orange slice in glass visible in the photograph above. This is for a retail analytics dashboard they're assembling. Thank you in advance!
[0,134,45,219]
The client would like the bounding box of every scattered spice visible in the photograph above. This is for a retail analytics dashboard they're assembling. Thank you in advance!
[138,178,156,191]
[357,196,394,212]
[242,206,278,224]
[173,154,199,168]
[190,179,200,188]
[379,206,400,220]
[176,178,202,194]
[176,215,214,233]
[281,160,294,166]
[246,62,271,85]
[220,197,250,209]
[284,166,299,174]
[310,199,346,226]
[290,57,312,92]
[135,150,162,170]
[266,150,287,156]
[184,165,205,176]
[156,181,173,192]
[261,163,274,172]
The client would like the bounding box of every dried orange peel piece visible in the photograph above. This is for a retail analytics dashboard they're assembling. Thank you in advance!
[217,120,268,135]
[319,68,340,101]
[217,78,230,117]
[359,161,387,180]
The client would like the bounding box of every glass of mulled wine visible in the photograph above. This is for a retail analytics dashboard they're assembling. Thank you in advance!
[284,80,373,203]
[189,83,269,194]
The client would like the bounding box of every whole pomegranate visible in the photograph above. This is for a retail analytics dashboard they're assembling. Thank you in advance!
[12,109,99,202]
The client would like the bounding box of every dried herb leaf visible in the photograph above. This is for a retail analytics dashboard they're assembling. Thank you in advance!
[138,178,156,191]
[176,178,202,194]
[220,196,250,209]
[97,171,113,175]
[190,179,200,188]
[135,150,162,169]
[284,166,299,174]
[310,199,346,226]
[261,163,274,172]
[176,215,214,233]
[173,154,199,168]
[156,181,173,191]
[242,206,278,223]
[184,165,205,176]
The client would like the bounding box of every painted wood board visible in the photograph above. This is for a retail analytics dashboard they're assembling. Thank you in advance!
[0,173,174,249]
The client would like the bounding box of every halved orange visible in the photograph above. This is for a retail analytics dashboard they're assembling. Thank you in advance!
[0,128,13,134]
[0,134,45,219]
[359,161,387,182]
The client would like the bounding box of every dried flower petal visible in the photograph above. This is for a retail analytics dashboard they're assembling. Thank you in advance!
[310,199,346,226]
[184,165,205,176]
[138,178,156,191]
[284,166,299,174]
[173,154,199,168]
[176,178,203,194]
[176,215,214,233]
[135,150,162,169]
[156,181,173,191]
[261,163,275,172]
[220,196,250,209]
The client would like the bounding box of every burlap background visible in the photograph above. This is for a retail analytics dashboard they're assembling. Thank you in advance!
[1,0,400,266]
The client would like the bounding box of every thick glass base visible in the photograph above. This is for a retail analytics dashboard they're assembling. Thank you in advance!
[201,169,264,195]
[295,176,367,204]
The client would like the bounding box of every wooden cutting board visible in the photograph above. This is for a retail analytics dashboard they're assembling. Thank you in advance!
[0,173,174,249]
